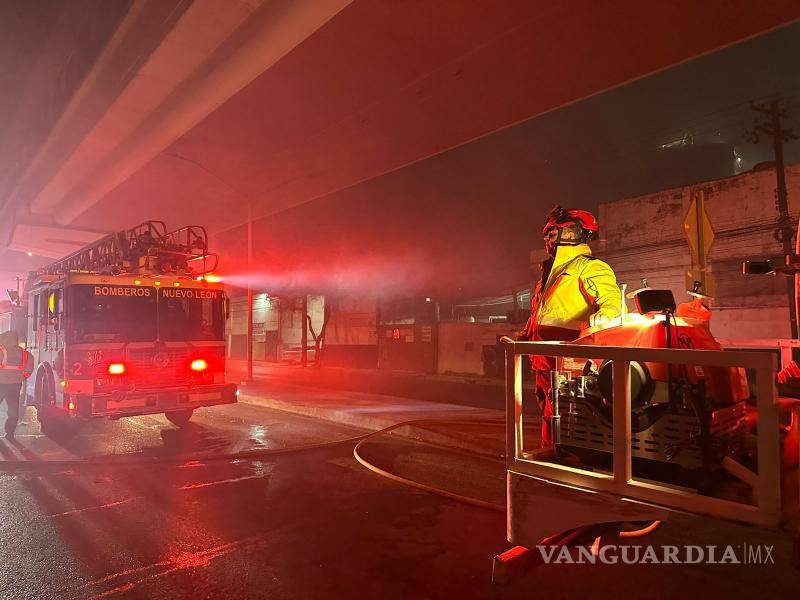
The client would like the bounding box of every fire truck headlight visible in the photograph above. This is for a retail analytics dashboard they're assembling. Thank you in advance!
[190,359,208,372]
[108,363,126,375]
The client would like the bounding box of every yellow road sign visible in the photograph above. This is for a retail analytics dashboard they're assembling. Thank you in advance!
[683,191,715,264]
[683,190,716,296]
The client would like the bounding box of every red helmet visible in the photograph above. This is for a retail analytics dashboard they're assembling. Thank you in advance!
[541,205,599,243]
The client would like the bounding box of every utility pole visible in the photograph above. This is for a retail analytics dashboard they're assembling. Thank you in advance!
[246,202,254,382]
[746,100,800,338]
[301,295,308,368]
[12,277,23,306]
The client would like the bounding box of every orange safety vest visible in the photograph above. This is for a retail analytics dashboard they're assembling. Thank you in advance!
[0,345,31,381]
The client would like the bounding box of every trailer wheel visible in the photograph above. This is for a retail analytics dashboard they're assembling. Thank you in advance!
[165,409,194,427]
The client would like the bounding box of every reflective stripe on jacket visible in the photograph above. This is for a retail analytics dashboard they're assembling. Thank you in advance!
[0,345,30,383]
[520,243,621,344]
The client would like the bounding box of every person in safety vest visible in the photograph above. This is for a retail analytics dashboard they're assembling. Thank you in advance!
[518,205,621,446]
[0,330,33,439]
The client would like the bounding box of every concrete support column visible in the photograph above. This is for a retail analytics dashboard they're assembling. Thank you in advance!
[246,203,253,382]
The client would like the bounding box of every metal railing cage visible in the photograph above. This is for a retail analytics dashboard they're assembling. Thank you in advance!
[503,340,791,528]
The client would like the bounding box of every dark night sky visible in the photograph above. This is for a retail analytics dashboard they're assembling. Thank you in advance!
[467,19,800,212]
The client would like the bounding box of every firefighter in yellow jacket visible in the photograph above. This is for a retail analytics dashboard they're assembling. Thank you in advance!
[0,330,32,439]
[519,206,621,446]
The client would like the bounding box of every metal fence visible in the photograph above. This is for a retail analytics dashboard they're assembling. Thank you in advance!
[504,340,787,527]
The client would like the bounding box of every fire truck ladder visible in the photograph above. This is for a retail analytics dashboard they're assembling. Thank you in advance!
[34,221,217,277]
[156,225,218,274]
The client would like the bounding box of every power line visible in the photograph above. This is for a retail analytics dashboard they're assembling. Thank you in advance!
[593,89,800,152]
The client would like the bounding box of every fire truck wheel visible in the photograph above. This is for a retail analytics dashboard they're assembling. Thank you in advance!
[35,377,58,436]
[165,410,194,427]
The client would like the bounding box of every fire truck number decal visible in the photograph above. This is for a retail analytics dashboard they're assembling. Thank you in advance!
[160,289,222,299]
[72,362,83,376]
[85,351,103,366]
[94,286,152,297]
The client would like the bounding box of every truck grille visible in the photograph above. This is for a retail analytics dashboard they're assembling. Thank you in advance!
[126,348,190,388]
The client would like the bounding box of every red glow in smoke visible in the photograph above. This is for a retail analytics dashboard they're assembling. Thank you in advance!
[219,253,434,296]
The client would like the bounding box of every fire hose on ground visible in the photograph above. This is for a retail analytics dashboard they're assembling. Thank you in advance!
[352,420,662,539]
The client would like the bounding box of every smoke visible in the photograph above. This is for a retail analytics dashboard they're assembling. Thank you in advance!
[219,252,435,297]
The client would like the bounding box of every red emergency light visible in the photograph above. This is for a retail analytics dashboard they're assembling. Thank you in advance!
[190,359,208,372]
[108,363,126,375]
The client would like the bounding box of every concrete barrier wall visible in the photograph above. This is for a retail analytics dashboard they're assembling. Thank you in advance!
[437,321,518,376]
[598,164,800,340]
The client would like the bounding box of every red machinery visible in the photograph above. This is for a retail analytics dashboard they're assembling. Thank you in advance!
[550,287,752,487]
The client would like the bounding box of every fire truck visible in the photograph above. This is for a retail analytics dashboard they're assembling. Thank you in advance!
[20,221,237,433]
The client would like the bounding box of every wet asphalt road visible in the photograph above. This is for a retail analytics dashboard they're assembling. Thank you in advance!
[1,394,799,600]
[0,400,509,600]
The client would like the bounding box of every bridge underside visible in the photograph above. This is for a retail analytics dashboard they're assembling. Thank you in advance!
[1,0,799,295]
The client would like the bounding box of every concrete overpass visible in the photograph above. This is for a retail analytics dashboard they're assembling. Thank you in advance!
[1,0,799,297]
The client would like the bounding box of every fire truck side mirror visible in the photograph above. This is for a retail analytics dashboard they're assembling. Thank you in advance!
[224,297,230,320]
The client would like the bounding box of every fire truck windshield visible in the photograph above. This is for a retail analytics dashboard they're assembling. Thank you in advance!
[158,288,225,341]
[68,284,157,343]
[67,284,224,343]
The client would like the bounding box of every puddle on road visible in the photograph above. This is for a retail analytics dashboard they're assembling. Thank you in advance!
[1,402,362,468]
[0,406,273,464]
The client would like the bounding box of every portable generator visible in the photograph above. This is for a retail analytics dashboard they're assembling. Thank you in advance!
[551,288,750,483]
